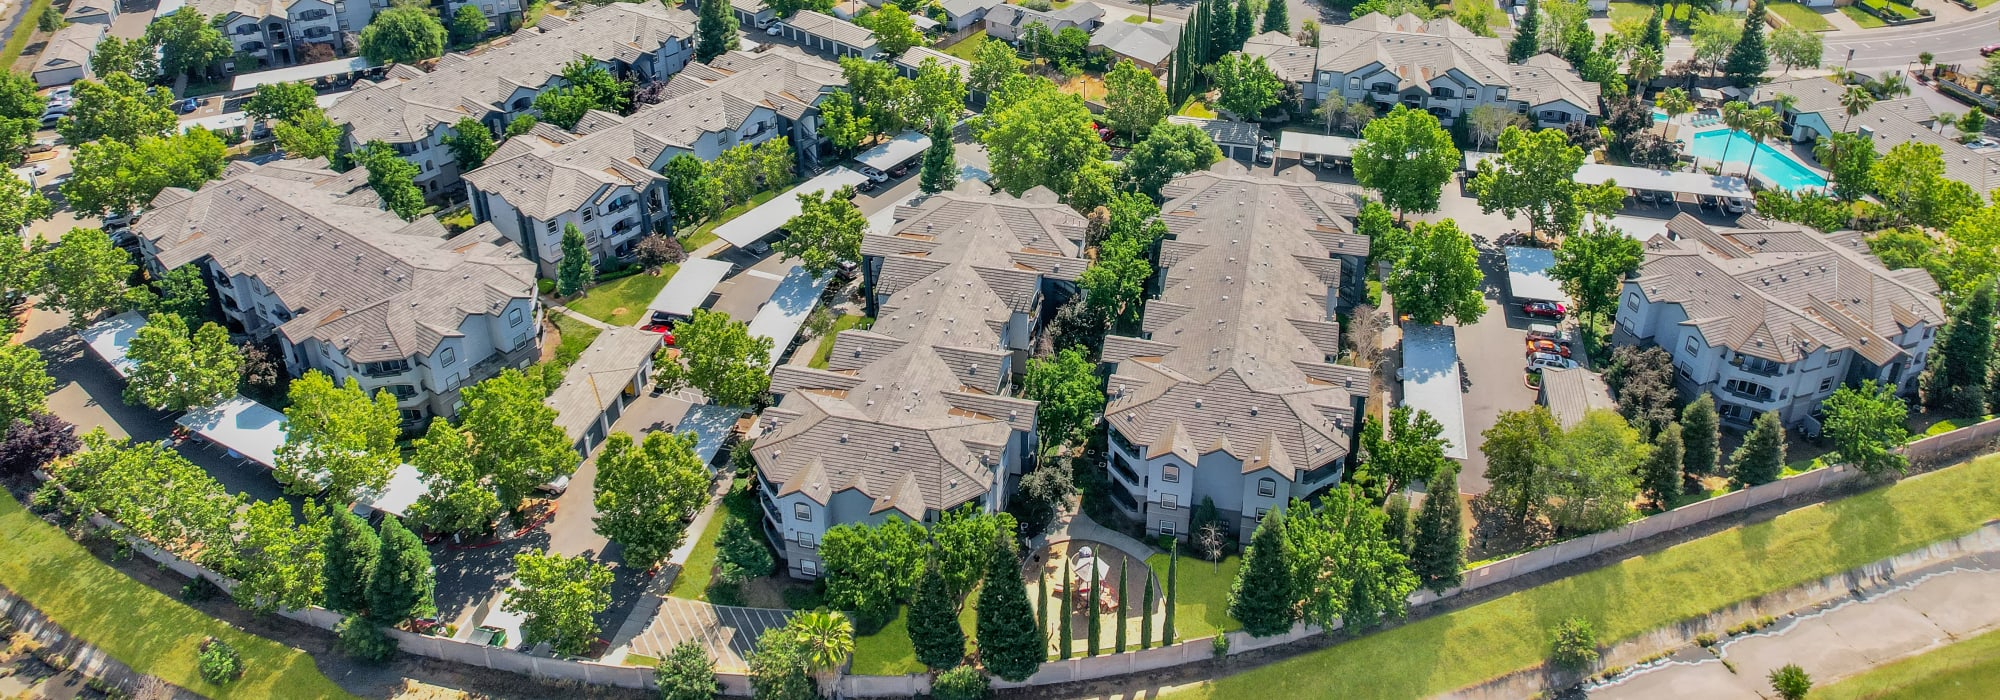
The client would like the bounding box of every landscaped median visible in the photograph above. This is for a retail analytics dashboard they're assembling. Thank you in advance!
[1816,626,2000,699]
[1164,452,2000,699]
[0,495,353,699]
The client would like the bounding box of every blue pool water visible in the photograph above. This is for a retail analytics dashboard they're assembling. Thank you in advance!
[1689,130,1828,191]
[1651,110,1668,123]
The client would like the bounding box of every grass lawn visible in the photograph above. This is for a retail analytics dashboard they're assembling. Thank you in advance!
[1122,14,1164,23]
[807,314,873,369]
[1816,627,2000,699]
[666,484,761,601]
[1164,452,2000,699]
[0,0,52,69]
[850,596,980,675]
[942,30,988,61]
[568,265,677,326]
[551,313,602,367]
[1176,97,1218,119]
[683,190,779,251]
[1145,553,1241,639]
[1924,415,1993,437]
[1858,0,1921,19]
[0,496,354,699]
[1607,1,1652,23]
[1839,4,1890,26]
[1769,2,1834,30]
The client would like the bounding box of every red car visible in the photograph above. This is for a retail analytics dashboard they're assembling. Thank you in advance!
[1983,44,2000,57]
[1526,339,1571,358]
[1522,301,1567,320]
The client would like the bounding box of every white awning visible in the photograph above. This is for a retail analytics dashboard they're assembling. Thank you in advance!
[1463,151,1503,171]
[712,167,872,248]
[1398,324,1467,461]
[80,311,147,378]
[354,463,425,519]
[177,396,288,471]
[745,264,831,371]
[646,258,735,322]
[231,57,372,91]
[1277,131,1362,159]
[1503,246,1569,305]
[1574,163,1749,198]
[678,403,742,466]
[853,131,931,171]
[180,111,247,134]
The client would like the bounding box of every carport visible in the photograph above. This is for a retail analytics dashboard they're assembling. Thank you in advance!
[746,264,831,370]
[646,258,735,326]
[80,310,147,378]
[354,464,425,519]
[1502,246,1571,305]
[710,167,872,249]
[231,57,372,91]
[852,131,931,175]
[1574,163,1749,205]
[1169,115,1259,161]
[1277,131,1361,168]
[176,396,288,471]
[1399,324,1468,461]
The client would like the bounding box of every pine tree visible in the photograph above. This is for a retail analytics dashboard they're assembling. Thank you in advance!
[1139,575,1154,650]
[1410,468,1466,594]
[1058,556,1073,660]
[1261,0,1288,34]
[1206,0,1233,64]
[1383,494,1414,555]
[694,0,739,63]
[1922,279,1995,416]
[1641,423,1686,509]
[1642,7,1666,53]
[1724,0,1770,89]
[1681,394,1720,485]
[1231,0,1253,51]
[1114,559,1128,653]
[1163,541,1178,645]
[908,557,965,671]
[975,534,1044,682]
[1508,0,1540,63]
[1229,507,1297,636]
[1731,411,1787,487]
[365,516,436,626]
[556,223,593,297]
[919,115,957,194]
[322,504,380,615]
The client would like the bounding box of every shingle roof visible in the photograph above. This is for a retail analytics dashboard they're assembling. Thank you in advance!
[785,10,877,50]
[1089,19,1180,66]
[1629,213,1945,366]
[895,46,972,77]
[1539,367,1612,430]
[1240,31,1317,83]
[326,3,695,145]
[137,159,538,363]
[986,1,1103,29]
[547,327,662,440]
[753,185,1084,517]
[1292,12,1599,114]
[463,48,843,221]
[939,0,1002,18]
[1102,164,1372,478]
[33,24,104,75]
[1755,79,2000,194]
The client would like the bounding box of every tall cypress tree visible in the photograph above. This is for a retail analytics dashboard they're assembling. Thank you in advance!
[1383,494,1414,555]
[1228,508,1297,637]
[1642,7,1667,54]
[1724,0,1770,88]
[975,534,1043,682]
[1640,423,1686,509]
[909,557,965,671]
[1163,542,1178,645]
[1682,394,1721,485]
[1114,559,1128,653]
[1035,571,1048,654]
[1731,411,1787,487]
[919,115,958,195]
[694,0,739,63]
[1057,557,1074,660]
[1139,575,1154,650]
[1922,279,1996,416]
[1261,0,1288,34]
[1205,0,1232,64]
[1231,0,1253,51]
[366,515,436,626]
[322,504,380,615]
[1410,468,1466,594]
[1086,557,1101,656]
[1508,0,1541,63]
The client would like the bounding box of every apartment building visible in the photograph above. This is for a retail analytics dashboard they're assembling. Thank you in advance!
[133,159,542,428]
[751,184,1087,578]
[463,47,844,275]
[1100,164,1373,544]
[1239,13,1601,128]
[983,2,1104,42]
[1613,214,1945,431]
[325,2,697,195]
[192,0,363,67]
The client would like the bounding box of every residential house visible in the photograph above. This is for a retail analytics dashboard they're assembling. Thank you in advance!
[982,2,1103,42]
[1089,18,1179,72]
[1612,214,1945,431]
[325,3,697,196]
[463,47,845,276]
[63,0,118,26]
[777,10,880,61]
[546,327,662,456]
[728,0,777,29]
[1100,164,1373,544]
[1754,77,2000,194]
[132,159,543,428]
[193,0,354,68]
[937,0,1002,31]
[31,24,104,87]
[1239,13,1601,128]
[1168,115,1260,162]
[751,183,1087,578]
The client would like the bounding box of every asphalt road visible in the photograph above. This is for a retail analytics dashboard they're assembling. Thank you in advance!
[1824,11,2000,75]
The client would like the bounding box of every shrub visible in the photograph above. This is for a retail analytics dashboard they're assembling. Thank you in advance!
[1019,0,1052,9]
[931,665,991,700]
[1696,632,1718,647]
[336,617,398,663]
[1211,634,1231,658]
[197,638,244,685]
[181,576,222,602]
[1549,617,1599,671]
[537,278,556,296]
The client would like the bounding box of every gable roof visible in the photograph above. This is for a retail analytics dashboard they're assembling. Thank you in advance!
[547,327,662,440]
[1290,12,1599,114]
[34,24,104,74]
[785,10,878,50]
[1090,19,1181,66]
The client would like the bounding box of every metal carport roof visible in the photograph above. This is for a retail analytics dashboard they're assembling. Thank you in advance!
[711,167,871,249]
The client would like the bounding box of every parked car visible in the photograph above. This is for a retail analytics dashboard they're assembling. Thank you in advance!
[854,176,877,192]
[857,165,889,183]
[1698,195,1719,210]
[1526,352,1578,372]
[173,98,200,114]
[537,474,571,496]
[1521,301,1567,320]
[1256,144,1274,165]
[888,160,912,178]
[836,259,859,281]
[103,210,137,227]
[21,163,45,176]
[1724,197,1748,215]
[1982,44,2000,57]
[1526,338,1571,358]
[1526,323,1563,343]
[1302,153,1320,168]
[1636,189,1657,204]
[767,22,784,35]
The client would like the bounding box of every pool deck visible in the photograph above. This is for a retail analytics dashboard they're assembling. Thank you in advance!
[1678,123,1832,192]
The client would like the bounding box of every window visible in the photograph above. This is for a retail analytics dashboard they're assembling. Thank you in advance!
[581,207,594,222]
[1828,355,1841,367]
[400,409,424,422]
[1257,478,1276,498]
[797,532,816,549]
[1819,377,1834,392]
[1256,507,1269,520]
[801,559,819,576]
[1624,294,1639,312]
[793,503,811,522]
[387,384,417,400]
[1160,494,1178,510]
[437,347,457,366]
[1684,337,1699,354]
[509,307,526,327]
[1159,520,1176,537]
[544,220,560,236]
[1161,464,1180,483]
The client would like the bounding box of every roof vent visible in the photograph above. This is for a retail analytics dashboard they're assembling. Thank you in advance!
[891,441,901,451]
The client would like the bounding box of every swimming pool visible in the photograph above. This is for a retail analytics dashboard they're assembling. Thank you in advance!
[1689,130,1827,191]
[1652,110,1668,123]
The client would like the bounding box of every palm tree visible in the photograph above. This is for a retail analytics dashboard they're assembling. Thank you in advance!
[1740,106,1783,184]
[1866,73,1911,100]
[1719,101,1750,172]
[1656,87,1693,134]
[1631,46,1664,93]
[788,610,853,697]
[1918,51,1935,77]
[1770,92,1798,136]
[1839,85,1875,132]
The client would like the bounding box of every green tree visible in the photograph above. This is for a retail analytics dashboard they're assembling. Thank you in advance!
[864,3,926,56]
[0,172,52,234]
[1550,616,1599,670]
[557,223,594,296]
[817,90,870,158]
[1284,486,1418,630]
[932,509,1011,600]
[1691,12,1743,75]
[696,0,739,62]
[657,309,771,406]
[968,38,1024,102]
[407,420,503,536]
[1545,410,1646,533]
[366,516,436,625]
[840,56,913,138]
[1551,223,1644,325]
[360,6,447,64]
[1101,59,1168,139]
[245,82,319,124]
[1262,0,1289,33]
[506,113,539,136]
[1508,0,1540,62]
[1114,559,1128,653]
[1641,6,1666,52]
[656,639,723,700]
[459,368,581,511]
[1022,346,1105,453]
[776,187,864,277]
[450,4,489,46]
[908,557,965,670]
[789,610,854,693]
[322,504,382,615]
[1378,218,1484,325]
[932,665,989,700]
[1822,380,1910,478]
[1228,507,1297,636]
[1470,126,1624,238]
[355,140,426,220]
[59,72,175,145]
[90,36,159,81]
[535,57,633,129]
[1163,541,1176,644]
[0,345,52,429]
[716,514,776,584]
[1872,142,1982,230]
[1086,550,1103,655]
[1770,26,1821,74]
[1730,410,1786,488]
[63,129,228,218]
[1057,556,1073,659]
[820,518,927,624]
[1769,664,1813,700]
[919,114,958,194]
[1360,406,1453,495]
[273,110,345,160]
[661,154,718,227]
[593,431,711,570]
[53,431,243,566]
[1382,493,1414,554]
[145,10,232,81]
[1682,394,1720,480]
[1212,53,1283,120]
[1923,279,1995,416]
[1640,422,1685,508]
[1481,406,1561,523]
[37,227,131,327]
[911,59,967,133]
[1353,105,1460,216]
[1724,0,1769,88]
[1410,466,1465,593]
[277,371,401,500]
[978,75,1108,200]
[151,264,209,324]
[1120,121,1221,199]
[506,551,614,656]
[1454,0,1498,37]
[443,118,497,170]
[747,626,814,700]
[1077,199,1158,329]
[975,534,1042,682]
[231,499,330,613]
[1814,132,1874,202]
[125,313,240,412]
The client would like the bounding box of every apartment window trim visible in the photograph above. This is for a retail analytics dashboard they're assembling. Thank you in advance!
[797,532,816,550]
[1257,478,1277,498]
[1161,464,1180,483]
[793,503,812,522]
[1159,520,1176,537]
[508,307,526,327]
[437,347,457,367]
[1160,493,1178,510]
[800,559,819,576]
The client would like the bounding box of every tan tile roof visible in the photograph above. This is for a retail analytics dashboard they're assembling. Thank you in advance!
[785,10,877,50]
[1297,13,1599,113]
[546,327,662,440]
[1538,367,1612,430]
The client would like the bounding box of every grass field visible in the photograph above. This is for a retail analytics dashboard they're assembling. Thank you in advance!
[1769,2,1834,31]
[666,484,760,601]
[807,314,873,369]
[1164,452,2000,699]
[0,496,354,699]
[1817,627,2000,699]
[0,0,52,70]
[568,266,677,326]
[850,596,980,675]
[1925,416,1994,436]
[1176,98,1218,120]
[682,190,779,252]
[550,313,602,368]
[1840,4,1890,27]
[942,30,988,61]
[1145,553,1241,640]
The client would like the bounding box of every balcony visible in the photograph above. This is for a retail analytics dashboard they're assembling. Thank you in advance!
[1108,484,1139,515]
[1730,355,1785,377]
[360,360,412,378]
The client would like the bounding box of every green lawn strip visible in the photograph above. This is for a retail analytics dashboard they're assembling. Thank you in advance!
[1165,453,2000,699]
[1815,626,2000,700]
[1837,7,1888,29]
[568,265,677,327]
[0,497,354,699]
[683,191,780,252]
[1144,553,1241,639]
[1607,1,1652,23]
[850,595,979,675]
[667,485,760,601]
[1769,2,1834,31]
[807,314,874,369]
[942,30,987,61]
[0,0,52,69]
[1925,416,1993,437]
[550,313,602,367]
[1176,98,1218,119]
[1122,14,1164,23]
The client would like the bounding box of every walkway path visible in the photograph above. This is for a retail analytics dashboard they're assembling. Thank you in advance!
[545,301,613,330]
[1037,512,1158,564]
